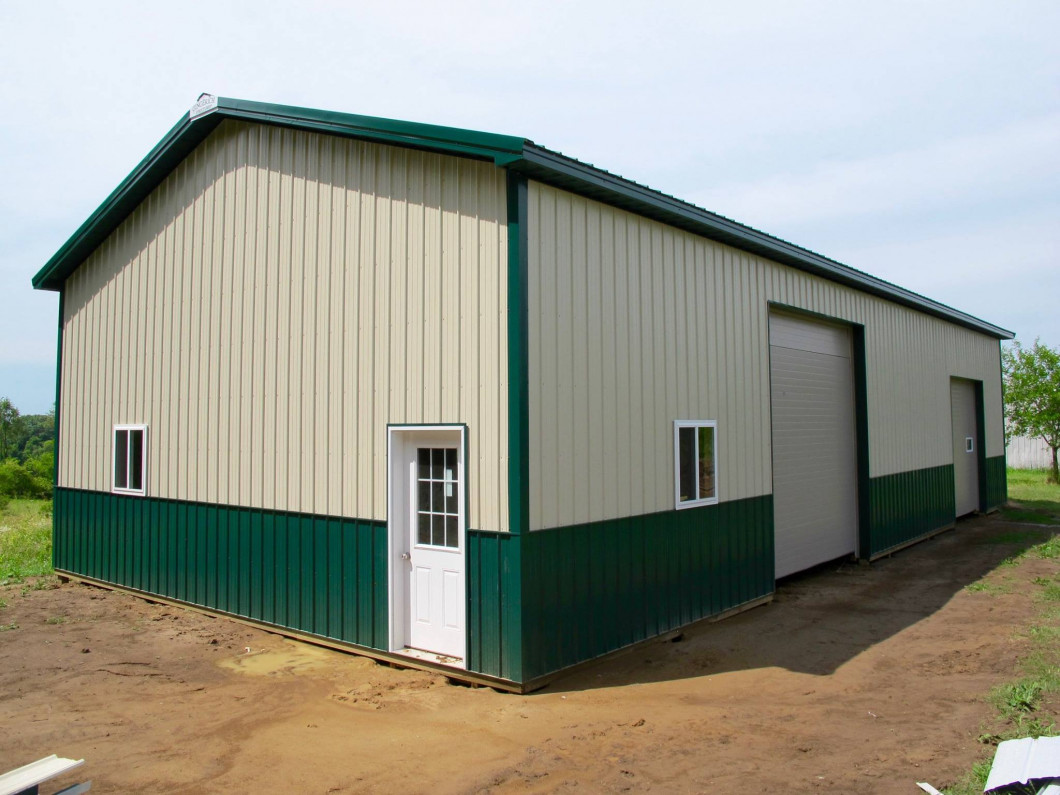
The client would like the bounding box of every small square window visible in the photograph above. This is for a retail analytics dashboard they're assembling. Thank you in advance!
[674,420,717,509]
[113,424,147,495]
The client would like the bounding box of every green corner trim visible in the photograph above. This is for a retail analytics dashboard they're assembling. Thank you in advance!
[984,455,1007,510]
[53,488,388,650]
[868,464,955,557]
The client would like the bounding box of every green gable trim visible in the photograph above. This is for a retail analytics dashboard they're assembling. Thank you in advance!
[31,96,1012,341]
[31,97,528,292]
[53,487,389,650]
[867,464,955,558]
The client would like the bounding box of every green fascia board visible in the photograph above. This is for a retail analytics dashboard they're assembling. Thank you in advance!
[30,96,1015,342]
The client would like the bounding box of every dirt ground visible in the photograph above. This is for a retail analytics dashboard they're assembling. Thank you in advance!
[1,514,1056,794]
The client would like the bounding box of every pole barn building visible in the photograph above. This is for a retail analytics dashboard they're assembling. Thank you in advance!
[33,96,1012,691]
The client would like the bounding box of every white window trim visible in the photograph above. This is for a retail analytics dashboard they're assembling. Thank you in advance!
[112,424,148,496]
[673,419,719,510]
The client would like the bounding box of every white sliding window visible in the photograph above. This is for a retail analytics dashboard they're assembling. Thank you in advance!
[113,424,147,495]
[674,420,717,509]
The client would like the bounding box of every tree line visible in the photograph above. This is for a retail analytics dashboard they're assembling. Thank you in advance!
[0,397,55,501]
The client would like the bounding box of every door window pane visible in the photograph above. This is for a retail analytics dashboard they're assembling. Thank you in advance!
[414,446,460,549]
[418,513,431,545]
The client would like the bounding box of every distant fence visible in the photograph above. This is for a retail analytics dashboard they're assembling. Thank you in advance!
[1005,435,1054,469]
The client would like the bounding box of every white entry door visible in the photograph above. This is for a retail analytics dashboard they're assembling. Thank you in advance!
[388,427,466,662]
[950,378,980,517]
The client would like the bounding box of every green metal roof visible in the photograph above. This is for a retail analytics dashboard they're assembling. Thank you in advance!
[31,96,1013,340]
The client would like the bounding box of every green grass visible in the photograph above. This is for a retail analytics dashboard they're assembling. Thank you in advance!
[0,498,54,584]
[944,516,1060,795]
[1004,469,1060,519]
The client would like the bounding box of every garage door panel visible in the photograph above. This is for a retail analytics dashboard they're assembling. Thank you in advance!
[770,315,858,579]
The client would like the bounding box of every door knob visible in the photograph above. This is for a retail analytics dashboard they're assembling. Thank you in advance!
[400,552,411,561]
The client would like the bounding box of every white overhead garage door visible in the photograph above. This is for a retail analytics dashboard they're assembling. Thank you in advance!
[769,313,858,578]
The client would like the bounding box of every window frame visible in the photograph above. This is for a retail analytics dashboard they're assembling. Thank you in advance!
[112,423,148,496]
[673,419,718,510]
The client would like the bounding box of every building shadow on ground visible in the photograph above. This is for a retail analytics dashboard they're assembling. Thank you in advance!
[538,513,1056,694]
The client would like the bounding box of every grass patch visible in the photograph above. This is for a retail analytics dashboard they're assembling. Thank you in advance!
[0,622,18,632]
[965,580,1007,595]
[944,528,1060,794]
[1006,469,1060,513]
[44,615,66,625]
[0,498,53,584]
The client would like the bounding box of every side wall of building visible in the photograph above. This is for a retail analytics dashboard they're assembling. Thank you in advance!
[518,179,1004,681]
[527,180,1003,528]
[58,120,510,531]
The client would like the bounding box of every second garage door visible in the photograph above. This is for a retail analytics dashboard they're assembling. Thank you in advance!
[769,313,859,578]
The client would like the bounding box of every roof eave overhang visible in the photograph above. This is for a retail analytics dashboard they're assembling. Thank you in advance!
[31,98,1013,341]
[511,144,1014,340]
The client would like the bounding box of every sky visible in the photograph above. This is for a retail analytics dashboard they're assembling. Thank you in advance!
[0,0,1057,414]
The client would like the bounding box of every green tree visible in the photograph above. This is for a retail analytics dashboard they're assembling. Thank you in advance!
[0,397,21,461]
[1003,339,1060,483]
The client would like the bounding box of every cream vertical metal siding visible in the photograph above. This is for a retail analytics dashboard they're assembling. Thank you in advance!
[527,180,1004,530]
[59,120,509,530]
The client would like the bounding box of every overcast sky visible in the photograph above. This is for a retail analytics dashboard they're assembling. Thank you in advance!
[1,0,1056,414]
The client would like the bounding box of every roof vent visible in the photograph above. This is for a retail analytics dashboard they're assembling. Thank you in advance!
[189,93,218,120]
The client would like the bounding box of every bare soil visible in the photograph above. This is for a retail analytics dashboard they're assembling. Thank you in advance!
[1,514,1056,794]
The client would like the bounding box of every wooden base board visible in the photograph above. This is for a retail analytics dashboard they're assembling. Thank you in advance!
[868,522,957,562]
[56,571,773,695]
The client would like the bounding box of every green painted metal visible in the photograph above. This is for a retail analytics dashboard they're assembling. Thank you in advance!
[505,496,775,682]
[466,530,523,681]
[868,464,955,557]
[984,455,1007,510]
[53,487,388,650]
[852,324,872,560]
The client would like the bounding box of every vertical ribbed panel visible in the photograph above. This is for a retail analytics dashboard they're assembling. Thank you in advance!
[53,487,388,648]
[466,530,523,681]
[518,495,773,682]
[867,464,955,557]
[528,181,1004,530]
[59,120,509,530]
[984,455,1007,510]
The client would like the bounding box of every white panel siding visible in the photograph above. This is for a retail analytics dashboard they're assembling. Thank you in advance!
[59,120,509,530]
[528,181,1004,530]
[1006,435,1053,469]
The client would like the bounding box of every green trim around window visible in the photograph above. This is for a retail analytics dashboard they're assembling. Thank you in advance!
[53,487,389,651]
[867,464,955,558]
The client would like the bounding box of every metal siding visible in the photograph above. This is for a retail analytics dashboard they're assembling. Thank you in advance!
[769,317,858,577]
[519,495,773,682]
[53,487,387,649]
[58,120,509,530]
[527,181,1005,530]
